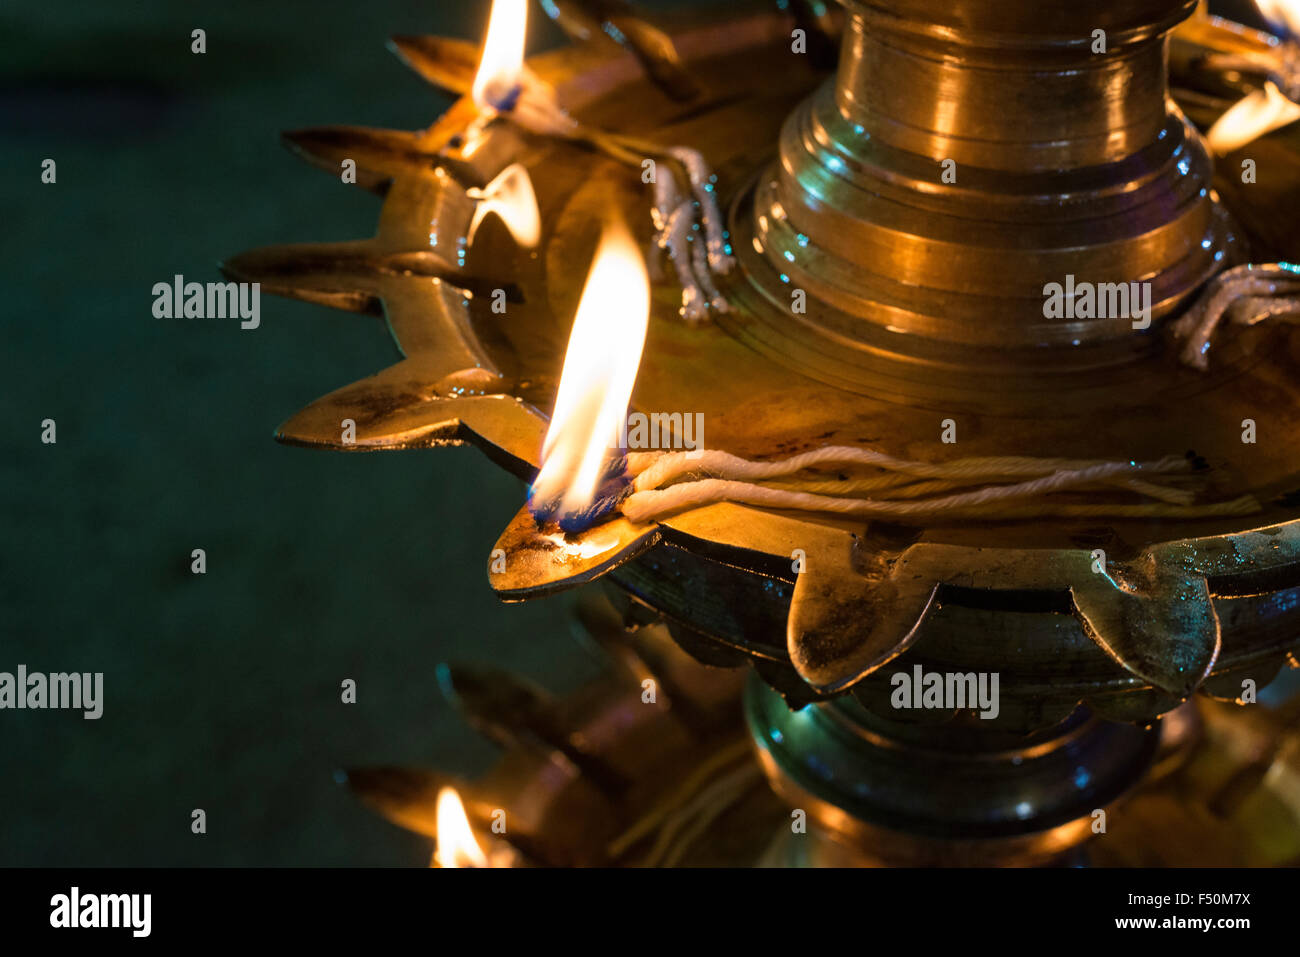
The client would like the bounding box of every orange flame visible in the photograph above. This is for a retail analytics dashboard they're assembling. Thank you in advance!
[532,224,650,518]
[1257,0,1300,36]
[434,787,489,868]
[1207,81,1300,153]
[467,163,541,248]
[1204,0,1300,153]
[472,0,528,112]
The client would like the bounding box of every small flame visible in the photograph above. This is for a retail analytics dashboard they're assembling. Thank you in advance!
[1257,0,1300,37]
[467,163,541,248]
[1207,81,1300,153]
[532,223,650,518]
[434,787,489,868]
[472,0,528,112]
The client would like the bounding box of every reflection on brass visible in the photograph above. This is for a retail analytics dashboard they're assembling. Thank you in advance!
[739,0,1237,385]
[344,597,1300,866]
[235,1,1300,863]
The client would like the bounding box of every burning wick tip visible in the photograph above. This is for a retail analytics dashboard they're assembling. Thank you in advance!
[528,458,632,533]
[548,487,632,534]
[484,82,523,114]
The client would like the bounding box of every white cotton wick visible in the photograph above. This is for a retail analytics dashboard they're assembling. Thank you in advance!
[652,169,728,319]
[513,99,579,137]
[621,480,1257,524]
[691,233,730,314]
[652,172,685,234]
[625,450,666,476]
[667,147,735,275]
[1120,478,1195,506]
[1229,295,1300,325]
[480,71,579,139]
[628,447,1189,494]
[622,463,1200,524]
[1173,263,1300,369]
[660,201,710,322]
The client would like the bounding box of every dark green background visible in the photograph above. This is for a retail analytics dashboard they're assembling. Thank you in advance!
[0,0,1271,865]
[0,0,622,867]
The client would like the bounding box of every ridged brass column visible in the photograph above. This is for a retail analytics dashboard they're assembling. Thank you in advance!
[740,0,1236,381]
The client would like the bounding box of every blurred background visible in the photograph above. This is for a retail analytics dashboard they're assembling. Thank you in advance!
[0,0,618,867]
[0,0,1271,865]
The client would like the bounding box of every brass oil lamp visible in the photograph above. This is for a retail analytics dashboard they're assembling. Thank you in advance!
[230,0,1300,866]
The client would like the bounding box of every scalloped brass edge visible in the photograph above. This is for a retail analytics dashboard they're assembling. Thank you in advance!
[240,5,1300,725]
